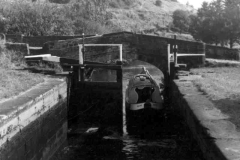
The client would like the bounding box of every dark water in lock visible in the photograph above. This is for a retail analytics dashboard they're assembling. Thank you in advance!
[52,60,205,160]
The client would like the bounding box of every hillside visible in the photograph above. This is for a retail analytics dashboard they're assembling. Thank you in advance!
[1,0,195,38]
[106,0,195,36]
[49,0,195,37]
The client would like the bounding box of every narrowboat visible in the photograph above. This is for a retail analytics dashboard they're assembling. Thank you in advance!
[125,67,164,124]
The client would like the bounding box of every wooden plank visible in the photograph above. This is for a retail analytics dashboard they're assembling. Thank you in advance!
[76,81,122,89]
[85,64,122,70]
[25,54,51,58]
[43,56,60,62]
[80,44,122,47]
[169,53,205,57]
[176,53,205,57]
[64,64,122,70]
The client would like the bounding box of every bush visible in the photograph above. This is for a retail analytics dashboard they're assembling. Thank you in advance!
[155,0,162,7]
[0,0,113,36]
[122,0,136,6]
[73,17,113,35]
[108,0,136,9]
[109,1,120,8]
[0,0,74,36]
[172,9,190,34]
[0,40,26,69]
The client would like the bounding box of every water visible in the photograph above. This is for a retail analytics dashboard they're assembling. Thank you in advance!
[52,60,205,160]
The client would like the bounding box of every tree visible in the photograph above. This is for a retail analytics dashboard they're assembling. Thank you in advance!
[224,0,240,48]
[188,0,240,48]
[189,1,226,45]
[172,9,190,34]
[155,0,162,7]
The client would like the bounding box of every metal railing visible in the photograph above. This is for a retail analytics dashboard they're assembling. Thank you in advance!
[167,35,206,77]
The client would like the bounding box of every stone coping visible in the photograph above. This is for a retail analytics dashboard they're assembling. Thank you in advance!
[0,77,67,145]
[173,75,240,160]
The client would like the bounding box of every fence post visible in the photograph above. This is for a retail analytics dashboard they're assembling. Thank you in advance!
[172,35,178,79]
[119,44,123,61]
[173,35,177,67]
[167,44,171,76]
[79,45,85,82]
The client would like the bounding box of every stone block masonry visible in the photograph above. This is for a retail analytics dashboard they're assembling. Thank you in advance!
[206,44,240,61]
[0,78,68,160]
[6,32,240,62]
[172,74,240,160]
[43,32,206,73]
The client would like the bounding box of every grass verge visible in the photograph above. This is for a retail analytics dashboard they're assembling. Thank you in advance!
[190,59,240,130]
[190,67,240,100]
[0,41,45,100]
[0,68,44,100]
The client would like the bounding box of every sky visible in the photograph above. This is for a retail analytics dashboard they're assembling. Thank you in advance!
[177,0,214,9]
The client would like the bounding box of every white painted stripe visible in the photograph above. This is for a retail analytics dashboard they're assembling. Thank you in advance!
[82,44,122,46]
[170,54,205,57]
[130,103,145,110]
[25,54,51,58]
[130,102,163,111]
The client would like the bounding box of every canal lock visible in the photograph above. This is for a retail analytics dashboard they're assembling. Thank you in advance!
[52,61,206,160]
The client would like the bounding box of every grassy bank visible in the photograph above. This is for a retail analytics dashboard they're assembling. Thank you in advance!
[0,42,44,100]
[190,59,240,129]
[190,67,240,100]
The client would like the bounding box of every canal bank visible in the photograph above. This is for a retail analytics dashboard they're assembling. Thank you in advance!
[0,77,68,160]
[1,59,239,160]
[172,71,240,160]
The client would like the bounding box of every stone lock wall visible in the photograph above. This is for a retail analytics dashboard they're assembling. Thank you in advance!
[5,43,30,55]
[206,44,240,61]
[0,78,68,160]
